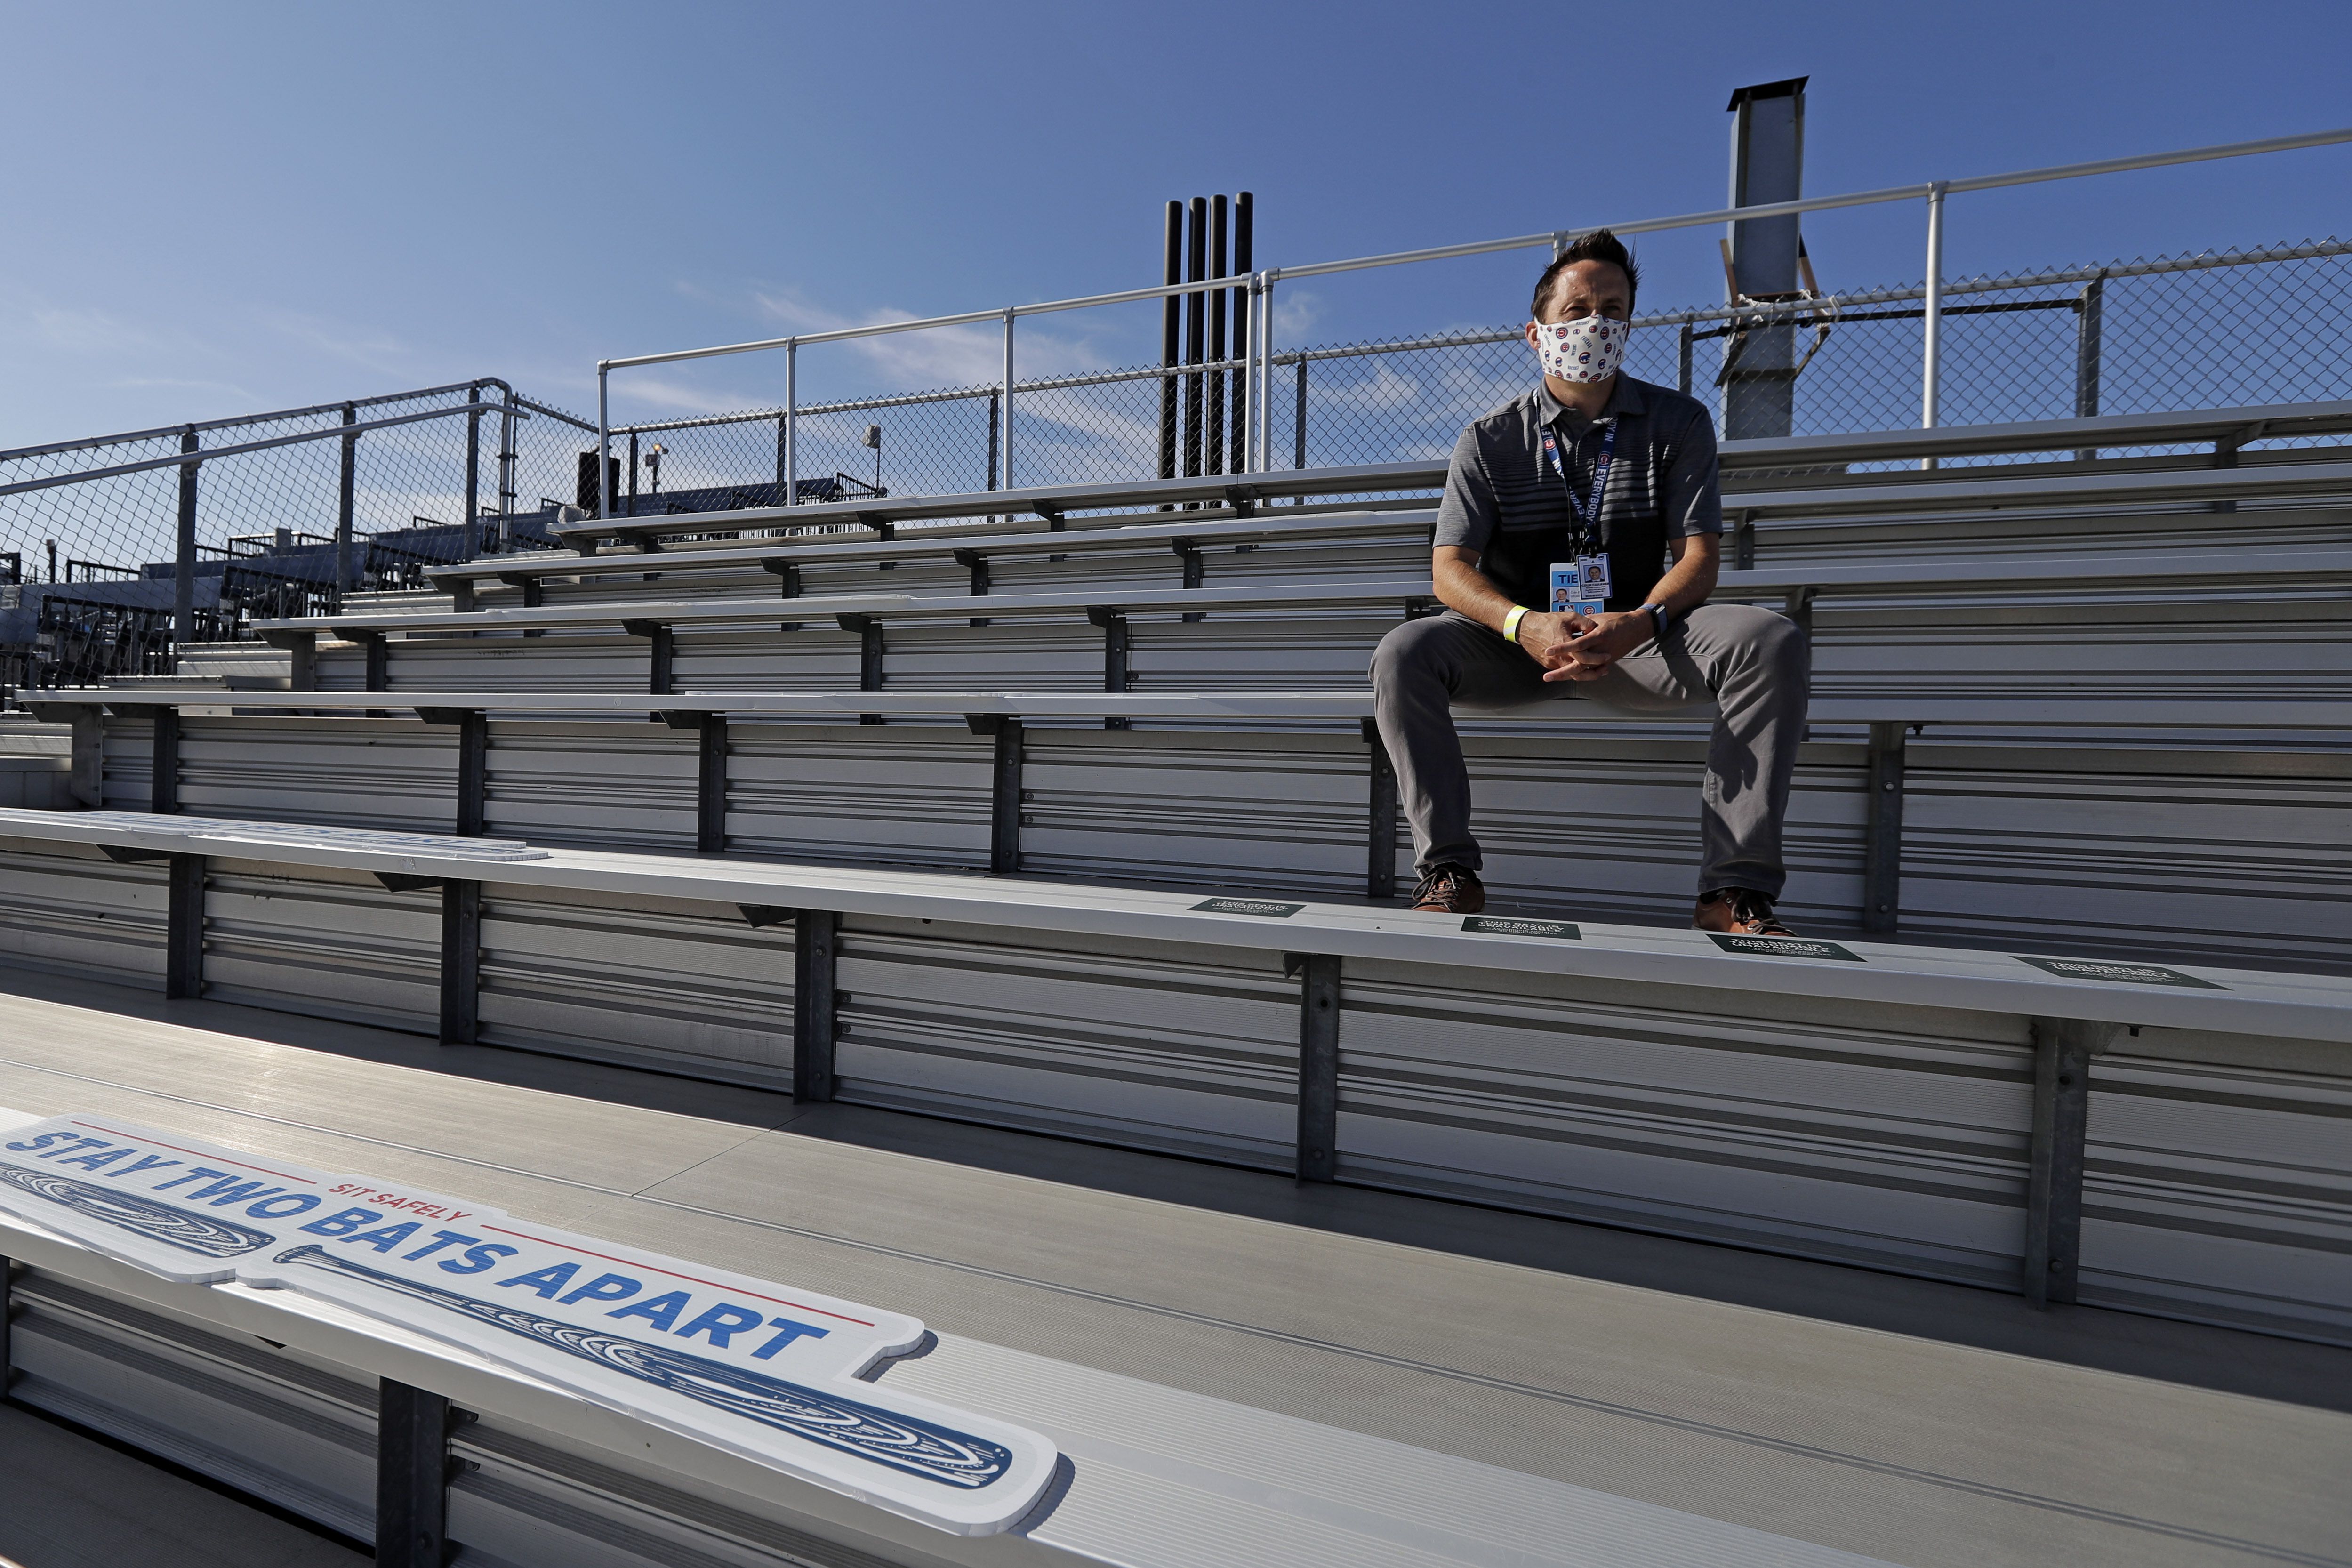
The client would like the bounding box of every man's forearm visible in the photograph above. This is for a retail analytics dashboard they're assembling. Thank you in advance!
[1644,543,1716,619]
[1433,552,1522,631]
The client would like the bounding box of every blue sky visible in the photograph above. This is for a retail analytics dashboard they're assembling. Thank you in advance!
[2,0,2347,445]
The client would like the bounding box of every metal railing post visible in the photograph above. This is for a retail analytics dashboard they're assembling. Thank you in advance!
[784,339,798,506]
[497,388,517,538]
[1919,181,1948,471]
[2074,273,2107,460]
[335,402,358,592]
[462,385,482,560]
[595,366,610,519]
[173,426,198,656]
[1000,309,1016,491]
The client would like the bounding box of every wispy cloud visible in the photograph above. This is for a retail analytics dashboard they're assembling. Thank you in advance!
[31,306,167,357]
[749,286,1124,391]
[260,310,414,376]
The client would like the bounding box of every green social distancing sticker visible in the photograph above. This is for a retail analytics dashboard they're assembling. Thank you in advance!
[1461,916,1581,941]
[1707,933,1862,962]
[2015,955,2226,990]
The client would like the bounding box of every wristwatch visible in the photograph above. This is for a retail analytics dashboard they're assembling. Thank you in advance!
[1641,603,1670,636]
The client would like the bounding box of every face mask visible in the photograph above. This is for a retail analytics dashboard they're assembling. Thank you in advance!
[1533,314,1630,384]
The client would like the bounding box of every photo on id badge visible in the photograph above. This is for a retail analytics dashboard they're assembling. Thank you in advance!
[1552,555,1609,620]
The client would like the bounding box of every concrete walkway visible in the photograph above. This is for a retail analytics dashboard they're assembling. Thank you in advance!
[0,962,2346,1568]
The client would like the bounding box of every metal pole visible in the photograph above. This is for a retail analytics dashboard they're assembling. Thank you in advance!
[1231,193,1253,474]
[336,402,357,592]
[497,388,516,535]
[1160,200,1182,482]
[1257,275,1276,474]
[784,340,798,506]
[1185,197,1206,479]
[1294,356,1308,472]
[595,367,610,519]
[626,431,639,517]
[173,426,197,656]
[1207,195,1228,476]
[1919,181,1947,470]
[2073,273,2106,461]
[462,385,482,560]
[1001,309,1015,491]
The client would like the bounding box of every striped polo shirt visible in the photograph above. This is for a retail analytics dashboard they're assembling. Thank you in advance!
[1432,376,1723,611]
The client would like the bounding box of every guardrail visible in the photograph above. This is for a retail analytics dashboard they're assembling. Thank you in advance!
[594,128,2352,508]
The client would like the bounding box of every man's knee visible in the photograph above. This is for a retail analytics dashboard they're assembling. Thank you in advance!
[1371,615,1455,691]
[1711,603,1807,677]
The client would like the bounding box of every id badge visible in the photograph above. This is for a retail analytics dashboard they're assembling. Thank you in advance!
[1549,556,1609,620]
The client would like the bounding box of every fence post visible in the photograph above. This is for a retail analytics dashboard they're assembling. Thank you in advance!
[595,366,611,520]
[1293,359,1308,472]
[1677,322,1695,395]
[784,340,798,507]
[1919,182,1948,471]
[774,415,788,499]
[462,386,482,561]
[1000,309,1016,491]
[173,426,198,659]
[626,431,640,517]
[2073,273,2106,461]
[335,402,358,593]
[985,393,1000,496]
[497,389,518,541]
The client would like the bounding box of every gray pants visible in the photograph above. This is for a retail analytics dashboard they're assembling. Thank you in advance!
[1369,605,1810,897]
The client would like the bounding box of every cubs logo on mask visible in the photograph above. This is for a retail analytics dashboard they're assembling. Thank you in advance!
[1533,315,1630,385]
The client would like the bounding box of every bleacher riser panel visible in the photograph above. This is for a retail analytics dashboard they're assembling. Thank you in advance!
[724,727,991,871]
[8,1272,380,1542]
[0,837,166,984]
[199,859,441,1034]
[1751,500,2352,564]
[1894,747,2352,972]
[478,883,797,1092]
[1333,960,2037,1287]
[2076,1048,2352,1342]
[16,1268,915,1566]
[834,918,1303,1168]
[485,722,699,851]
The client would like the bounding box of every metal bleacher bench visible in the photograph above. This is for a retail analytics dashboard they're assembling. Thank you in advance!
[0,800,2345,1342]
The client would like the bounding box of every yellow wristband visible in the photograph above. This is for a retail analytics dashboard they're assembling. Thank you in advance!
[1502,605,1529,644]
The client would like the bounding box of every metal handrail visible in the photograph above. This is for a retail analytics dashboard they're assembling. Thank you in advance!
[594,125,2352,500]
[0,400,535,500]
[0,378,517,466]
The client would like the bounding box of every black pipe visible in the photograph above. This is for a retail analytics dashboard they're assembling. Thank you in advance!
[1206,196,1228,477]
[1185,196,1206,479]
[1159,201,1182,482]
[1230,192,1253,474]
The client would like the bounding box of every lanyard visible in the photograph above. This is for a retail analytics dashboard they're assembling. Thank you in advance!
[1540,420,1616,554]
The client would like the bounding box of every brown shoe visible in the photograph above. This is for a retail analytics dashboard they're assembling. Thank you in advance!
[1412,865,1486,914]
[1694,887,1796,936]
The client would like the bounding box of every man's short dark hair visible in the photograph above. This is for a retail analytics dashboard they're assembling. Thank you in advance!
[1531,231,1640,319]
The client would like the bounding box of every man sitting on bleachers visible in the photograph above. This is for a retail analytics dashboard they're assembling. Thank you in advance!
[1371,231,1810,934]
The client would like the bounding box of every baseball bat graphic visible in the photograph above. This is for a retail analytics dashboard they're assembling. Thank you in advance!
[0,1164,275,1258]
[273,1246,1011,1489]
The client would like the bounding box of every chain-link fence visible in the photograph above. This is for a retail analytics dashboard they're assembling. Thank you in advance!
[600,235,2352,511]
[3,236,2347,701]
[0,380,598,694]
